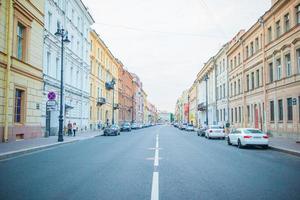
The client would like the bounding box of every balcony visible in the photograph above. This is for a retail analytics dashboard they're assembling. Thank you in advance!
[97,97,106,106]
[197,103,206,111]
[113,103,119,110]
[105,82,114,90]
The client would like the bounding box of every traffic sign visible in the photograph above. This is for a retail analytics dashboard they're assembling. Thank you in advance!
[46,100,57,111]
[47,91,56,101]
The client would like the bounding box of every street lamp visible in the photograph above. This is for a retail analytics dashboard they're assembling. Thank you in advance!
[55,27,70,142]
[204,74,209,126]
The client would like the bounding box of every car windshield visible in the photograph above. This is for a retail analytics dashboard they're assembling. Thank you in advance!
[243,129,263,134]
[123,123,130,126]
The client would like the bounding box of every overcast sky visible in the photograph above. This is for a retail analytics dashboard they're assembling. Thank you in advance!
[82,0,270,112]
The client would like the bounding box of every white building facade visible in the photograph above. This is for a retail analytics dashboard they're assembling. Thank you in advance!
[215,44,229,127]
[42,0,94,135]
[196,58,217,127]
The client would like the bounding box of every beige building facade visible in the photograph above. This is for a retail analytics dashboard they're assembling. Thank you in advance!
[89,30,119,128]
[228,0,300,138]
[0,0,45,142]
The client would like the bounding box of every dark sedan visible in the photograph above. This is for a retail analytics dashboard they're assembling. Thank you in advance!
[120,122,131,132]
[103,125,120,136]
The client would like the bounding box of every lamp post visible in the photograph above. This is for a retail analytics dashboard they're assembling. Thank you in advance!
[204,74,209,126]
[55,27,70,142]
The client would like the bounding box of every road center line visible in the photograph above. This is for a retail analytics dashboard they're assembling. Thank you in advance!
[151,131,160,200]
[151,172,159,200]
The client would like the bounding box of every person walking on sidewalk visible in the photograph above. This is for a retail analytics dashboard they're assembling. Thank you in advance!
[67,121,72,136]
[73,122,77,137]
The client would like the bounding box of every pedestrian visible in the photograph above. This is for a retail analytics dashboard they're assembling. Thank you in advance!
[67,121,72,136]
[73,122,77,137]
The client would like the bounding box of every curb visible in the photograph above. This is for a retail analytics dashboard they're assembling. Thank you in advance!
[269,145,300,157]
[0,135,101,161]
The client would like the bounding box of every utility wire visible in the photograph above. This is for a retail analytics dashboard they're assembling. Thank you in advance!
[93,22,225,38]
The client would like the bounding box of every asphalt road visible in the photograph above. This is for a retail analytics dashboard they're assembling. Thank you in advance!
[0,125,300,200]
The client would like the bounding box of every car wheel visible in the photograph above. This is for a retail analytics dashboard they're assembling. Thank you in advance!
[237,139,243,148]
[197,133,200,136]
[227,137,232,145]
[263,145,269,149]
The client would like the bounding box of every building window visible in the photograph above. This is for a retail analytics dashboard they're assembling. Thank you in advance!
[220,85,222,99]
[247,105,250,123]
[56,57,59,79]
[268,26,272,43]
[269,62,274,83]
[223,83,225,98]
[256,69,260,87]
[230,83,233,97]
[47,12,52,31]
[238,53,241,65]
[284,13,290,32]
[220,109,222,121]
[275,20,281,38]
[278,99,283,121]
[246,46,249,58]
[238,107,241,123]
[230,60,233,69]
[285,54,292,77]
[296,4,300,24]
[46,52,51,75]
[98,64,101,78]
[287,98,293,121]
[246,74,250,91]
[251,72,254,90]
[235,107,237,123]
[238,79,241,94]
[234,56,237,67]
[299,96,300,122]
[17,23,25,60]
[216,110,219,122]
[223,108,226,121]
[14,89,25,123]
[297,49,300,73]
[270,100,274,122]
[231,108,234,123]
[276,58,282,80]
[234,81,236,96]
[250,42,254,56]
[255,38,259,51]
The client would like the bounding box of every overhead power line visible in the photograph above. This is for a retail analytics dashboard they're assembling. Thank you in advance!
[93,22,224,38]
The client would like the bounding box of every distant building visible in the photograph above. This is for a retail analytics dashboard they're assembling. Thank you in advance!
[158,111,172,123]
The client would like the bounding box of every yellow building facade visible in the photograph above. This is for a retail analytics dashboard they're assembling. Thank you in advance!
[188,82,197,126]
[89,30,119,129]
[0,0,45,142]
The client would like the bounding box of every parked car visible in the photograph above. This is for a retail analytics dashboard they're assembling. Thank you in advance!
[197,127,207,136]
[180,123,188,130]
[227,128,269,149]
[186,124,194,131]
[103,124,120,136]
[131,123,139,129]
[205,125,225,139]
[120,122,131,132]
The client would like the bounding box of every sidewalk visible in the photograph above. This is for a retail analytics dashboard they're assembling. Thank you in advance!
[269,136,300,157]
[0,130,103,160]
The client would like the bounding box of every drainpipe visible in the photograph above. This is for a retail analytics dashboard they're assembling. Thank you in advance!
[3,0,13,142]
